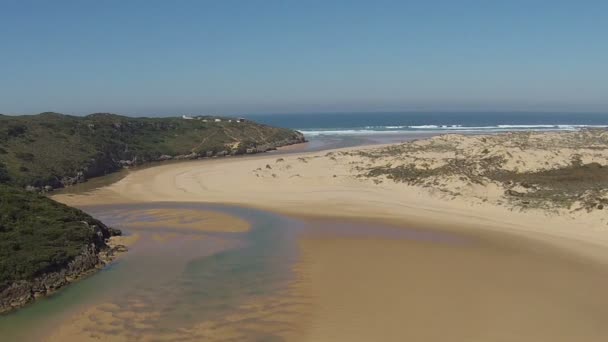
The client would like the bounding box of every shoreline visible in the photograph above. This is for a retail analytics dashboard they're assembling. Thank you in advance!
[53,131,608,265]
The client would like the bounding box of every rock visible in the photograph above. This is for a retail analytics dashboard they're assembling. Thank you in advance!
[174,152,199,160]
[107,226,122,236]
[119,159,133,166]
[24,185,38,192]
[113,245,128,253]
[60,171,85,187]
[505,189,525,197]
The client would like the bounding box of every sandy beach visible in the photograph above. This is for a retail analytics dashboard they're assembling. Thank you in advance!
[297,233,608,341]
[49,130,608,341]
[54,131,608,255]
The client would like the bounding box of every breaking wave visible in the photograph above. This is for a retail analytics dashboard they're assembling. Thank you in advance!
[298,124,608,136]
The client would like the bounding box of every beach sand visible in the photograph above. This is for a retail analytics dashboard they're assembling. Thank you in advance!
[296,229,608,341]
[50,131,608,341]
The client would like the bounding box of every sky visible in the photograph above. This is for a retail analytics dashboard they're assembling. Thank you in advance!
[1,0,607,115]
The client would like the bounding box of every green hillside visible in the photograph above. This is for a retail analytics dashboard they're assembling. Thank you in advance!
[0,112,305,188]
[0,184,118,290]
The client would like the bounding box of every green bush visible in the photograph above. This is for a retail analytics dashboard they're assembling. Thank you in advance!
[0,185,105,289]
[0,163,9,183]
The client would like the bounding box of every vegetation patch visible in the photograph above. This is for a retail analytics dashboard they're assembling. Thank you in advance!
[0,184,119,291]
[491,162,608,210]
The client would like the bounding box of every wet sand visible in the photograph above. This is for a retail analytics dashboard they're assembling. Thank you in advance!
[100,208,250,233]
[297,221,608,341]
[3,203,608,341]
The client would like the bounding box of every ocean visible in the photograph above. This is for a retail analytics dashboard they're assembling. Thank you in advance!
[244,112,608,136]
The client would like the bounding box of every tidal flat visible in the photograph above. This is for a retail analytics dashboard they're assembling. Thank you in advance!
[3,202,608,341]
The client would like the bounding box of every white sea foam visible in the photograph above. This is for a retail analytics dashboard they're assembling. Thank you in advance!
[298,124,608,136]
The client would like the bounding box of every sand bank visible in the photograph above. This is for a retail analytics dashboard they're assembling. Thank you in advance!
[91,207,250,233]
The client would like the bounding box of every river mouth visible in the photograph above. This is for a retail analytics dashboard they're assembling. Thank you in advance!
[0,203,307,341]
[3,203,608,341]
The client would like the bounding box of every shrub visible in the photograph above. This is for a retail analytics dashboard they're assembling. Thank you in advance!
[0,185,106,289]
[14,152,34,161]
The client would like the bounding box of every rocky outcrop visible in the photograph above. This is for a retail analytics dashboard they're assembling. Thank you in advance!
[60,171,86,187]
[0,223,124,315]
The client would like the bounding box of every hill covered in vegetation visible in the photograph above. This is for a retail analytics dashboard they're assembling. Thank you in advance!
[0,184,121,313]
[0,112,305,189]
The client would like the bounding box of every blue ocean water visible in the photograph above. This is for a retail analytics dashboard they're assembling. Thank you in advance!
[244,112,608,136]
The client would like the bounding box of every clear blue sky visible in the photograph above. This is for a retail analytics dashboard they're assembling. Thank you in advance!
[1,0,607,115]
